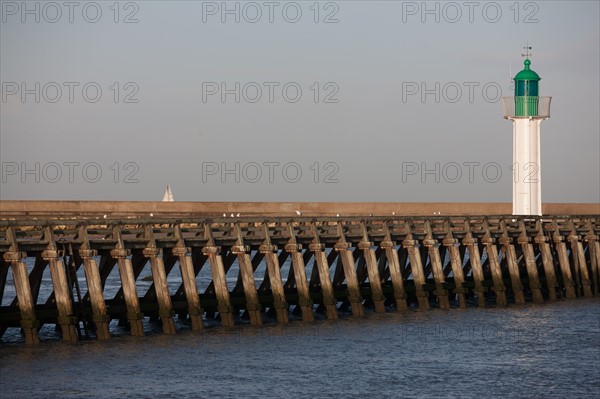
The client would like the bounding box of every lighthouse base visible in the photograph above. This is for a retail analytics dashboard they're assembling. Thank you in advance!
[512,118,543,216]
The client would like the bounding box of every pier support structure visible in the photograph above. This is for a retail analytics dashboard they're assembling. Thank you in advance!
[0,211,598,344]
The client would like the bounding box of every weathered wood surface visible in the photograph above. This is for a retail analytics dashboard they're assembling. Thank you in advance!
[0,215,598,344]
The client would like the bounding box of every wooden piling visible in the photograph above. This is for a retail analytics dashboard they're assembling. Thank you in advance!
[232,223,262,326]
[533,221,557,301]
[522,241,544,304]
[553,231,576,299]
[567,221,592,298]
[310,223,338,319]
[203,224,235,327]
[285,225,314,321]
[585,220,599,294]
[443,222,466,308]
[568,232,593,298]
[403,222,429,310]
[173,225,203,331]
[423,221,449,309]
[463,222,486,307]
[77,226,110,339]
[481,221,507,307]
[81,256,109,339]
[43,227,79,342]
[381,223,408,311]
[4,227,39,344]
[111,226,144,336]
[534,221,558,301]
[144,226,176,334]
[517,221,543,304]
[260,223,288,324]
[499,226,525,305]
[334,223,364,316]
[359,222,385,313]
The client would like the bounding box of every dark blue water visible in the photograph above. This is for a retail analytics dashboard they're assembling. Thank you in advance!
[1,298,599,399]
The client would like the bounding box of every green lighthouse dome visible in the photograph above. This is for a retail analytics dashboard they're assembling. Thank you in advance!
[514,59,541,81]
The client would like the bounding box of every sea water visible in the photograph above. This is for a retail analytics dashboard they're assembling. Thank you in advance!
[1,298,599,398]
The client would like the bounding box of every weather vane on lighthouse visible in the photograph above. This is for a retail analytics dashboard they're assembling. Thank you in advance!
[521,44,532,59]
[502,46,552,216]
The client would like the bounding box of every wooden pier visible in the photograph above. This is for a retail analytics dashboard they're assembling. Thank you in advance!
[0,201,598,344]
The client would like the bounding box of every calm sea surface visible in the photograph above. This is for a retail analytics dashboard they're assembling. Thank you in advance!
[1,297,599,399]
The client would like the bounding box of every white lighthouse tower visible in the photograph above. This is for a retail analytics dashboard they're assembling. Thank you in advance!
[503,47,552,216]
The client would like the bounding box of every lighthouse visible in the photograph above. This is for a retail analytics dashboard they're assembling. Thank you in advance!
[503,48,552,216]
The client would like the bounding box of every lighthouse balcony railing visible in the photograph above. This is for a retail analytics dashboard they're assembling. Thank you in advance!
[502,96,551,119]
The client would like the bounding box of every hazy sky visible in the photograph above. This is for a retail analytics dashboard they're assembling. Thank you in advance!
[1,0,598,202]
